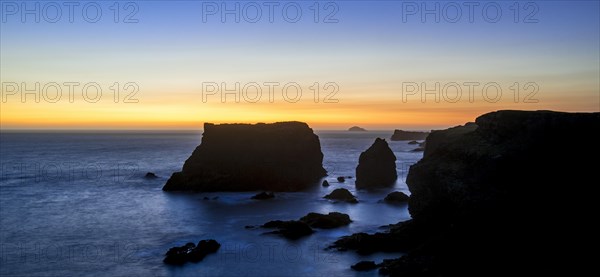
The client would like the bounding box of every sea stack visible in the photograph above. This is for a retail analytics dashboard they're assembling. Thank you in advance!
[355,138,397,189]
[390,130,429,141]
[163,122,326,191]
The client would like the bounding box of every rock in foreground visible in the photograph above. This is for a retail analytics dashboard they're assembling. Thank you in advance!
[261,220,314,240]
[355,138,397,189]
[299,212,352,229]
[390,130,429,141]
[164,240,220,265]
[261,212,352,239]
[163,122,326,191]
[384,191,409,203]
[324,188,358,203]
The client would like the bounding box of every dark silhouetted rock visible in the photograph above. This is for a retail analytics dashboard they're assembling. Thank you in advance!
[145,172,158,179]
[333,110,600,276]
[260,212,351,240]
[163,122,326,192]
[299,212,352,229]
[251,192,275,200]
[408,140,419,145]
[384,191,409,203]
[390,130,429,141]
[164,240,220,265]
[164,242,196,265]
[329,220,430,255]
[261,220,314,240]
[322,180,330,187]
[348,126,367,132]
[351,261,378,271]
[337,176,345,182]
[324,188,358,203]
[355,138,397,189]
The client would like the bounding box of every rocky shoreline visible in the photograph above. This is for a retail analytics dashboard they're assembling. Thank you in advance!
[162,110,599,275]
[333,110,599,276]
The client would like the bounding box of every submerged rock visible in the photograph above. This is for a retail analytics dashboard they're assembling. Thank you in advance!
[144,172,158,179]
[163,240,220,265]
[299,212,352,229]
[260,212,352,239]
[390,130,429,141]
[407,140,419,145]
[355,138,397,189]
[163,122,326,192]
[384,191,409,203]
[337,176,346,182]
[261,220,314,240]
[322,180,330,187]
[251,192,275,200]
[324,188,358,203]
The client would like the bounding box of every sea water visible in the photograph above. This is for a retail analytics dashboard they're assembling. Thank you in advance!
[0,131,423,276]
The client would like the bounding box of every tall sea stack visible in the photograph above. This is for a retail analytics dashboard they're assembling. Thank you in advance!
[163,122,326,191]
[355,138,397,189]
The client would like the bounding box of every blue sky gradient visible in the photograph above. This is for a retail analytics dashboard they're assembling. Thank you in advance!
[1,1,599,129]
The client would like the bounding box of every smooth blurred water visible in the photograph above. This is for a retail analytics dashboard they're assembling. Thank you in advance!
[0,130,423,277]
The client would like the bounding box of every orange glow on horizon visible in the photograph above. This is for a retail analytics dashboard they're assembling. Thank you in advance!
[1,86,598,130]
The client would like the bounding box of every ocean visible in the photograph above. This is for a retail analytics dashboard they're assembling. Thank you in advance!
[0,130,423,277]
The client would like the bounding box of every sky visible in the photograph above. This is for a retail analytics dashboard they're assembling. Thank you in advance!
[1,0,599,130]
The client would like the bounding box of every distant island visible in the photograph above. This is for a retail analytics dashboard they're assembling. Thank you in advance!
[390,129,429,141]
[348,126,367,132]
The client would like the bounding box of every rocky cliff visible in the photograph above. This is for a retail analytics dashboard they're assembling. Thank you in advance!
[407,110,598,223]
[335,110,599,276]
[390,130,429,141]
[163,122,326,191]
